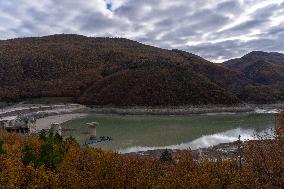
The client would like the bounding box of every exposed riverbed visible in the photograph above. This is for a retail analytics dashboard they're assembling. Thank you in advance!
[35,113,88,130]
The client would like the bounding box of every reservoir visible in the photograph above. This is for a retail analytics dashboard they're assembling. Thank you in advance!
[62,113,275,153]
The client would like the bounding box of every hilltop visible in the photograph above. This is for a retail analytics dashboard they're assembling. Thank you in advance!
[222,51,284,102]
[223,51,284,68]
[0,34,283,106]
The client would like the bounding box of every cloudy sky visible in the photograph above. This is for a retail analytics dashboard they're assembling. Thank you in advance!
[0,0,284,62]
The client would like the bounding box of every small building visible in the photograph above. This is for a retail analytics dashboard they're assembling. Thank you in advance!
[0,115,36,134]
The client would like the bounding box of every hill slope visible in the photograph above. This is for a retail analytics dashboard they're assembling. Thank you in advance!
[80,63,239,106]
[223,51,284,69]
[0,35,283,106]
[222,51,284,102]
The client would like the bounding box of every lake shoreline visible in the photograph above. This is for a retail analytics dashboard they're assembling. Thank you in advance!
[89,103,283,116]
[1,102,282,117]
[124,140,246,159]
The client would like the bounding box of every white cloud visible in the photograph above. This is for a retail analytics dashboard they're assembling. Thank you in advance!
[0,0,284,61]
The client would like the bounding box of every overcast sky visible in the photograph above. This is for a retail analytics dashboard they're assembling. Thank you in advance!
[0,0,284,62]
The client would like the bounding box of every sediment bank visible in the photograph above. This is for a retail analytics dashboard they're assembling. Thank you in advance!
[35,113,88,130]
[89,103,283,115]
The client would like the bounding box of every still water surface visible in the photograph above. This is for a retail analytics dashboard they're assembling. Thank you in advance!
[62,113,275,153]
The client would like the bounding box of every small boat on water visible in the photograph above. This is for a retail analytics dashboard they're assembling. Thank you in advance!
[84,136,112,145]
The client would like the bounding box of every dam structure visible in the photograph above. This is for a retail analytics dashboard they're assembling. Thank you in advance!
[0,103,84,135]
[0,115,36,134]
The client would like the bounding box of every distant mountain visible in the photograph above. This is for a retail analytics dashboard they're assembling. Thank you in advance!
[223,51,284,69]
[0,34,283,106]
[222,51,284,84]
[222,51,284,102]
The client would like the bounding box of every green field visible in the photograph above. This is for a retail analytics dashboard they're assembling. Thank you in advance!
[62,113,275,152]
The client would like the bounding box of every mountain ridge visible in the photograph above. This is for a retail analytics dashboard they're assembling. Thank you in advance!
[223,51,284,68]
[0,34,283,106]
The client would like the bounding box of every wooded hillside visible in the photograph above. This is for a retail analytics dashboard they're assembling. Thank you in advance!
[0,34,283,106]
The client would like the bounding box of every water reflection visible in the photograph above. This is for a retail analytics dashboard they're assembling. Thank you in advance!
[119,127,274,153]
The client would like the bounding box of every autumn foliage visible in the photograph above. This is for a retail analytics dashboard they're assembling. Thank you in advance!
[0,34,283,106]
[0,112,283,188]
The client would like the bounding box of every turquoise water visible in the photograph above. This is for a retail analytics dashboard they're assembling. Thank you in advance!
[62,113,275,152]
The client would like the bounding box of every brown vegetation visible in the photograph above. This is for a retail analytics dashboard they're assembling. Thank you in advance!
[0,111,282,188]
[222,51,284,103]
[0,35,283,106]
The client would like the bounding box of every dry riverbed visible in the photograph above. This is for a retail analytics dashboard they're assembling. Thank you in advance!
[35,113,88,130]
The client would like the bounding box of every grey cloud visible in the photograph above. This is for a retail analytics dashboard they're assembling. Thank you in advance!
[188,9,232,31]
[185,31,284,62]
[155,19,174,28]
[77,12,128,33]
[229,19,268,33]
[185,40,245,62]
[252,4,279,19]
[216,0,243,14]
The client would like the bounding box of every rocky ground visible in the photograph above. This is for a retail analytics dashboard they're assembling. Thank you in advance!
[89,103,283,115]
[0,103,90,132]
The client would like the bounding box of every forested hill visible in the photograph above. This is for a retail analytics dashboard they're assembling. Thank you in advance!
[222,51,284,102]
[0,34,283,106]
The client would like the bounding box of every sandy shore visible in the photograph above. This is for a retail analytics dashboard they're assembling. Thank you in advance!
[35,113,88,130]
